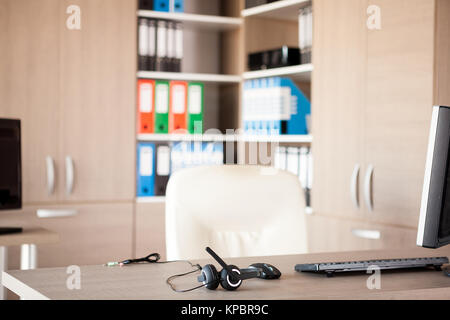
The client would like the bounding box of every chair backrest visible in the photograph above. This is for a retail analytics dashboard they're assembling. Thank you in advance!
[165,165,308,260]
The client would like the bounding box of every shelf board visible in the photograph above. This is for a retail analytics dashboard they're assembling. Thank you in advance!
[137,133,232,142]
[241,134,313,143]
[138,10,242,31]
[137,71,242,83]
[241,0,310,21]
[243,64,313,81]
[136,197,166,203]
[137,134,312,144]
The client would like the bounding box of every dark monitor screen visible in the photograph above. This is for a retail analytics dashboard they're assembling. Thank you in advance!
[0,118,22,210]
[439,138,450,240]
[417,106,450,248]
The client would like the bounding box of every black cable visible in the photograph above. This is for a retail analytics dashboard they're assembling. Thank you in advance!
[109,252,210,293]
[120,253,161,265]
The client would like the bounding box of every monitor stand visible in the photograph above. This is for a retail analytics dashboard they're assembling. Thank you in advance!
[0,227,23,235]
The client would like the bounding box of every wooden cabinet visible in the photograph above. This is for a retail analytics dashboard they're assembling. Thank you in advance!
[364,0,435,228]
[59,0,136,202]
[1,203,133,268]
[0,0,61,204]
[312,0,450,230]
[0,0,136,205]
[306,215,418,254]
[0,0,136,268]
[312,0,367,220]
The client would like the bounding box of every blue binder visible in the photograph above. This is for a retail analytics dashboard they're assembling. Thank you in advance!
[282,77,311,135]
[243,80,252,134]
[137,143,155,197]
[172,0,184,12]
[213,142,224,165]
[154,0,169,12]
[271,77,311,135]
[259,78,269,135]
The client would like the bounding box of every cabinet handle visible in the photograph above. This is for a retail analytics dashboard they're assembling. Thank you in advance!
[351,229,381,240]
[350,164,360,209]
[37,209,78,218]
[364,164,374,212]
[65,156,75,196]
[45,156,55,195]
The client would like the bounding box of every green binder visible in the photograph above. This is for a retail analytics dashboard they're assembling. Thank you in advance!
[154,80,170,134]
[187,82,204,134]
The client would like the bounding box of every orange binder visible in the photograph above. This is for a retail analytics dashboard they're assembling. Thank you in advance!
[169,81,188,133]
[137,79,155,134]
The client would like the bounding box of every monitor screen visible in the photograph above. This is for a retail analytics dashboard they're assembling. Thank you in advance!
[417,106,450,248]
[0,118,22,210]
[439,139,450,240]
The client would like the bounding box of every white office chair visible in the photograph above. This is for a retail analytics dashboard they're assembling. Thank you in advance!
[165,165,308,260]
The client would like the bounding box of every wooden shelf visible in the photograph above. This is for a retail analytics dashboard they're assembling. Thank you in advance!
[137,133,312,144]
[243,64,313,81]
[137,71,241,83]
[137,133,232,142]
[138,10,242,31]
[136,197,166,203]
[242,0,310,21]
[241,134,313,143]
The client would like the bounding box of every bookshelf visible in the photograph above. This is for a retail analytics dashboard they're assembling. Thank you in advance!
[137,71,241,83]
[241,0,310,20]
[137,10,242,31]
[137,133,312,144]
[241,134,312,143]
[137,133,231,142]
[136,196,166,203]
[243,63,313,81]
[136,0,313,200]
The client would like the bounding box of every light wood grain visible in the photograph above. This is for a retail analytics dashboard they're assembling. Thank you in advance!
[0,203,133,268]
[306,214,418,253]
[0,0,61,204]
[311,0,367,220]
[0,228,58,247]
[58,0,136,203]
[244,17,299,67]
[135,202,166,260]
[3,247,450,300]
[433,0,450,106]
[365,0,435,228]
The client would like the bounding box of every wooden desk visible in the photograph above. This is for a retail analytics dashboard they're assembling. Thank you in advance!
[2,247,450,300]
[0,228,59,300]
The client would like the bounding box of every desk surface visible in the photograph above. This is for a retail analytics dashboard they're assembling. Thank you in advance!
[2,247,450,300]
[0,228,59,247]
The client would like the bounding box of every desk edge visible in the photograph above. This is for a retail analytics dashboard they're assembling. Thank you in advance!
[2,271,50,300]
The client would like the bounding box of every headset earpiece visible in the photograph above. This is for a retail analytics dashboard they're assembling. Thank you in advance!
[199,264,220,290]
[219,265,242,291]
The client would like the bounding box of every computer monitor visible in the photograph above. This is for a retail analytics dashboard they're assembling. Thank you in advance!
[417,106,450,249]
[0,118,23,235]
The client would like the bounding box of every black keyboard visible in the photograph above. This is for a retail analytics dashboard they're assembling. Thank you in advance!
[295,257,449,277]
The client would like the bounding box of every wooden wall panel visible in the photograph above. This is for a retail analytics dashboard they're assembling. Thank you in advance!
[433,0,450,106]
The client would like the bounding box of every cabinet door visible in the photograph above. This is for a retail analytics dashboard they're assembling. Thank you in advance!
[364,0,435,228]
[0,0,60,204]
[58,0,136,202]
[311,0,367,219]
[306,214,418,253]
[2,202,133,268]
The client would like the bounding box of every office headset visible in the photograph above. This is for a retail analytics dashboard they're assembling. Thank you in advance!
[107,247,279,292]
[195,247,263,291]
